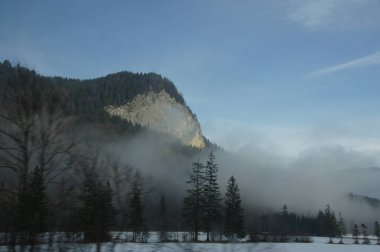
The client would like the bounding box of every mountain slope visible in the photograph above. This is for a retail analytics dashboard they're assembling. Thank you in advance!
[0,60,207,148]
[105,91,205,148]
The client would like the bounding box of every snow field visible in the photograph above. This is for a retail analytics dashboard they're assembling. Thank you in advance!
[1,233,379,251]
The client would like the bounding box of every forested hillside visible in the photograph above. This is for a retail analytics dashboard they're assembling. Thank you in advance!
[0,60,192,135]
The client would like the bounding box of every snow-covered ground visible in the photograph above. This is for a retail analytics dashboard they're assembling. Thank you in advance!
[1,240,379,252]
[1,234,379,251]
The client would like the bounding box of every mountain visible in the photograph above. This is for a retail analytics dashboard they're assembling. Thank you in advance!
[0,60,207,148]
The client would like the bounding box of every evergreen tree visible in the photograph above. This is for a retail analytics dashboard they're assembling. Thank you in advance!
[101,181,115,238]
[280,204,289,239]
[374,221,380,245]
[281,204,289,216]
[315,210,325,236]
[337,212,346,244]
[78,171,115,242]
[361,224,370,244]
[324,205,338,243]
[224,176,245,240]
[14,166,49,244]
[352,224,360,244]
[78,171,97,241]
[203,152,222,241]
[28,166,48,239]
[158,195,169,242]
[183,161,205,241]
[128,171,147,242]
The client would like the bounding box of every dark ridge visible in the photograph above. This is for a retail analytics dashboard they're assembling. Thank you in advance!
[348,193,380,208]
[0,60,185,123]
[0,59,215,147]
[0,60,186,112]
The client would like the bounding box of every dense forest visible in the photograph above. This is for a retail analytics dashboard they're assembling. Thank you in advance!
[0,60,191,134]
[1,60,380,248]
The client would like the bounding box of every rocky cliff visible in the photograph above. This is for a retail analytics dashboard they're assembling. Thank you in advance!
[105,90,206,148]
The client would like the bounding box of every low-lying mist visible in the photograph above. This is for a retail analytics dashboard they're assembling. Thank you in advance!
[97,127,380,229]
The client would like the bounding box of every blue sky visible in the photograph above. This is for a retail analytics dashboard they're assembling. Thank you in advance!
[1,0,380,160]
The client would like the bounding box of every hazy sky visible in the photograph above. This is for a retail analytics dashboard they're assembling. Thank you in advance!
[1,0,380,160]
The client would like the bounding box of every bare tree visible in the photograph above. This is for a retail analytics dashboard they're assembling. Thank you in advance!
[0,69,39,199]
[0,68,74,244]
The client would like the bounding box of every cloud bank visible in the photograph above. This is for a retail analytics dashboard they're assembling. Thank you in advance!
[203,118,380,161]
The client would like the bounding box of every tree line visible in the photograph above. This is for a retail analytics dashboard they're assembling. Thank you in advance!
[253,203,380,244]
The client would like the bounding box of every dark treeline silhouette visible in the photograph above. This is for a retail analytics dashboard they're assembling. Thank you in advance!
[250,203,380,245]
[252,204,343,240]
[348,193,380,208]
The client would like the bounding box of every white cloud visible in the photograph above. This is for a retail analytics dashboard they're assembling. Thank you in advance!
[287,0,336,28]
[286,0,380,29]
[203,118,380,164]
[307,50,380,77]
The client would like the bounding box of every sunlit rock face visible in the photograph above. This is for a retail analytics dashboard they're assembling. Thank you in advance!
[105,91,206,148]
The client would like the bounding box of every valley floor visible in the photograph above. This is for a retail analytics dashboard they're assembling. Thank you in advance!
[1,237,379,252]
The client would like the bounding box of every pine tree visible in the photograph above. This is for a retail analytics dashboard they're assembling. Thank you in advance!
[28,166,48,240]
[14,166,49,244]
[280,204,289,239]
[324,205,338,243]
[316,210,325,236]
[374,221,380,245]
[203,152,222,241]
[128,171,147,242]
[352,224,360,244]
[337,212,346,244]
[78,170,115,242]
[361,224,370,244]
[183,161,205,241]
[281,204,289,216]
[224,176,245,240]
[100,181,115,239]
[158,195,168,242]
[78,171,97,240]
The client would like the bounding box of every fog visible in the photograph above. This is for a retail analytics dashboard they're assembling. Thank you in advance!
[203,119,380,227]
[95,124,380,229]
